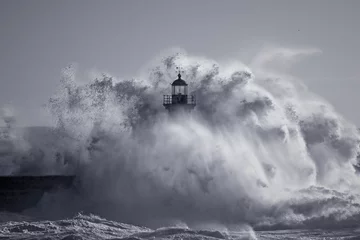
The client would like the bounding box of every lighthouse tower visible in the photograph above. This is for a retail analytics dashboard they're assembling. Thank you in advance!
[163,72,196,112]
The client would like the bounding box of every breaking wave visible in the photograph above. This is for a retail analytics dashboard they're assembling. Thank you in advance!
[1,48,360,230]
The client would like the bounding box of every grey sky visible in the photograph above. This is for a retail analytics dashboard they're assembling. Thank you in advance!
[0,0,359,126]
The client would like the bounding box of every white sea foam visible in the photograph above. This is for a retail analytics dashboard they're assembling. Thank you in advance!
[1,48,360,230]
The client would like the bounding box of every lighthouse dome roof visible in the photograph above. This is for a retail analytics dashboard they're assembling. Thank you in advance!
[171,73,188,86]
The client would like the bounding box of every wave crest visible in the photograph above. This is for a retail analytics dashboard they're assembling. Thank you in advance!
[2,48,360,229]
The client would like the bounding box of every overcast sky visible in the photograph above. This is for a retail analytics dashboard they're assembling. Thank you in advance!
[0,0,359,126]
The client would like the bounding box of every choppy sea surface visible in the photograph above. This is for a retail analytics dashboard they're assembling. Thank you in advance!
[2,49,360,239]
[1,213,360,240]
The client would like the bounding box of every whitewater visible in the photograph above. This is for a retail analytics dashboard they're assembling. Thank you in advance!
[1,48,360,239]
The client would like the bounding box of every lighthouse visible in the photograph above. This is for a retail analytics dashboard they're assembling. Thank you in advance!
[163,72,196,112]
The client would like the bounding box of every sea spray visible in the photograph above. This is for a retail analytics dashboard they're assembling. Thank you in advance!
[1,48,360,229]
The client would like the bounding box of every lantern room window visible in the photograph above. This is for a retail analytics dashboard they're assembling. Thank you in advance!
[172,85,188,95]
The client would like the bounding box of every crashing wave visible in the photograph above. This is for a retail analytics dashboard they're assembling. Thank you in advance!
[1,48,360,230]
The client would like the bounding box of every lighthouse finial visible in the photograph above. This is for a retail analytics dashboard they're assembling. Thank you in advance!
[176,66,183,79]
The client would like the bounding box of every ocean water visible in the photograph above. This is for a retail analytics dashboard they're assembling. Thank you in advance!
[1,213,360,240]
[1,48,360,239]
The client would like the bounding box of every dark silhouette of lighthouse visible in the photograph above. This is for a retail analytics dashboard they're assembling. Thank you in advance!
[163,69,196,112]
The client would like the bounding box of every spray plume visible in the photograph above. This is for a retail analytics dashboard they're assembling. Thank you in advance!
[1,48,360,230]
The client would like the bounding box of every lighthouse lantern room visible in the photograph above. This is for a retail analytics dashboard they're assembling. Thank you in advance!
[163,72,196,112]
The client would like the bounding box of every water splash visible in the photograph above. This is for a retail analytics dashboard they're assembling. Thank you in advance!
[2,48,360,230]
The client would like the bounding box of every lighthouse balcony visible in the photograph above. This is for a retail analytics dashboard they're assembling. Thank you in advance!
[163,95,196,105]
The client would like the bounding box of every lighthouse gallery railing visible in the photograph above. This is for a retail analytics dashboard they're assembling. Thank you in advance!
[163,95,196,105]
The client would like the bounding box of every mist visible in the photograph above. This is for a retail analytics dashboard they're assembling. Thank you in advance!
[1,48,360,230]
